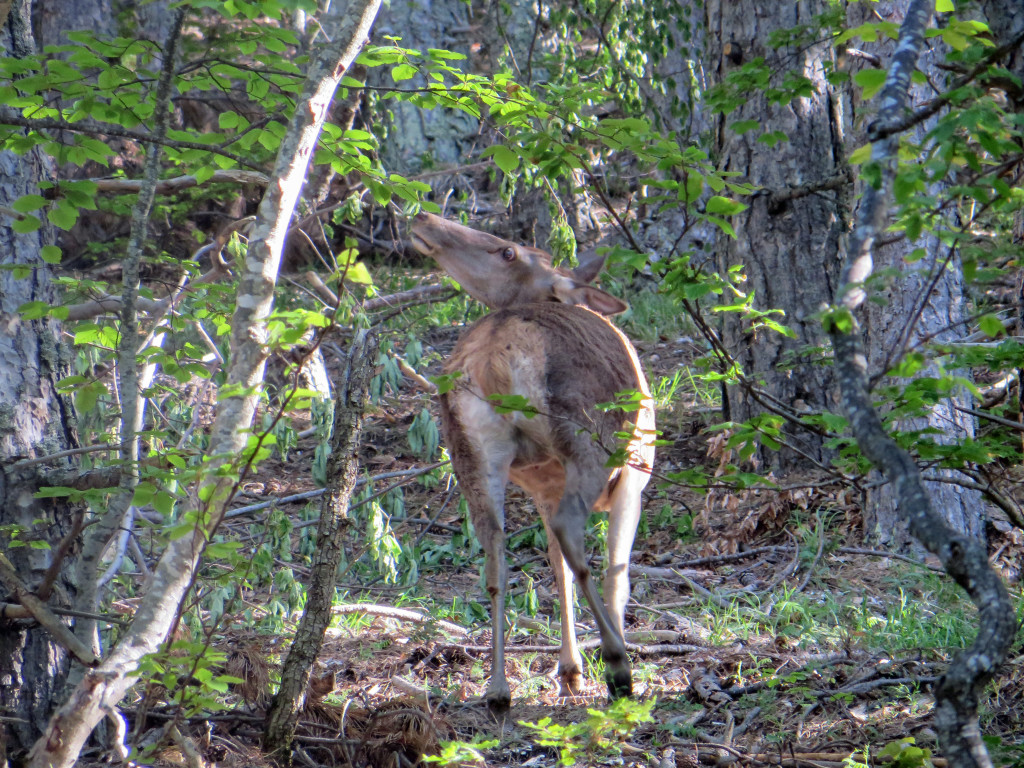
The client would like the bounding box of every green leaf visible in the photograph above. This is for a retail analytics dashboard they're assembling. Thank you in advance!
[344,261,374,285]
[18,301,50,319]
[47,199,78,230]
[12,194,47,213]
[705,196,748,216]
[730,119,760,134]
[132,482,157,506]
[392,63,417,83]
[706,215,736,238]
[34,486,77,499]
[978,314,1004,338]
[12,214,42,233]
[853,68,887,100]
[935,0,954,11]
[484,144,520,174]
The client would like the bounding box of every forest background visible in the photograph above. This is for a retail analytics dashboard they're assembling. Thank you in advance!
[1,1,1023,767]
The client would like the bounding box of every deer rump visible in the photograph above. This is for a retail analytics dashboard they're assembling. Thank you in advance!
[439,299,652,706]
[441,303,645,499]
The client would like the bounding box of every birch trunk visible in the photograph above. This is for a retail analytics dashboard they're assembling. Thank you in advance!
[25,1,383,765]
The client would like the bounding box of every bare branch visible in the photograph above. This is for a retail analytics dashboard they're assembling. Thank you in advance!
[0,554,98,666]
[91,169,269,194]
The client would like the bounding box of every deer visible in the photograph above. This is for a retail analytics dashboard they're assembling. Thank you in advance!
[409,212,655,711]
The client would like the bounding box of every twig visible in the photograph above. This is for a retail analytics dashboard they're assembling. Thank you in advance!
[0,553,99,665]
[37,510,87,600]
[333,603,468,637]
[362,283,454,312]
[11,443,120,469]
[224,462,448,518]
[0,603,130,627]
[837,546,945,572]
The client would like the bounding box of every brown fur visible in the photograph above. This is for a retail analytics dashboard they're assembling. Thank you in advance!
[411,213,655,709]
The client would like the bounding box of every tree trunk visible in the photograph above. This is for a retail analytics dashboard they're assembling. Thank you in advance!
[370,0,479,176]
[858,1,989,546]
[707,0,847,471]
[0,1,78,759]
[264,329,377,764]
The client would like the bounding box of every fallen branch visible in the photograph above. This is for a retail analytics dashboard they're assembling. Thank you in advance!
[332,603,469,638]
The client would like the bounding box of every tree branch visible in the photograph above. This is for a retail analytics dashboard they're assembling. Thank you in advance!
[26,2,383,764]
[828,4,1017,768]
[0,554,98,666]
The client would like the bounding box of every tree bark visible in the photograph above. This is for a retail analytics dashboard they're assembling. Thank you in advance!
[25,2,383,765]
[857,1,985,546]
[371,0,478,176]
[264,329,377,764]
[707,0,848,470]
[0,1,79,759]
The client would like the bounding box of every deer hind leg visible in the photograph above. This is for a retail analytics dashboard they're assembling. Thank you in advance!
[547,460,632,700]
[603,464,648,644]
[443,396,516,711]
[533,494,583,696]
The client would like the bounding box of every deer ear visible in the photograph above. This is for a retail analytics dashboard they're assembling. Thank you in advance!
[553,275,629,315]
[577,285,628,316]
[572,250,607,284]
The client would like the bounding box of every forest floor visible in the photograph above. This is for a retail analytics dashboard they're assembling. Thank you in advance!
[138,280,1024,768]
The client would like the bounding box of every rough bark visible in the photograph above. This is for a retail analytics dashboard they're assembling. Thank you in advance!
[33,0,112,51]
[0,1,79,759]
[370,0,478,175]
[830,3,1016,766]
[857,2,985,546]
[25,2,383,765]
[264,329,377,764]
[707,0,848,470]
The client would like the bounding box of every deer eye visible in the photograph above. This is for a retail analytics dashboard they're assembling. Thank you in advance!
[501,247,515,262]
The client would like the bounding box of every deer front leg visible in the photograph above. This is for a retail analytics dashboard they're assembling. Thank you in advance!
[481,527,511,710]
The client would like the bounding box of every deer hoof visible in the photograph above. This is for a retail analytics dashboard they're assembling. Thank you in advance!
[483,692,507,716]
[606,669,632,700]
[557,666,584,698]
[485,684,512,712]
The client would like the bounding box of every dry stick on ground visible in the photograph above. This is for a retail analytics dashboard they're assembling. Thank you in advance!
[265,329,378,761]
[826,5,1017,768]
[332,603,468,637]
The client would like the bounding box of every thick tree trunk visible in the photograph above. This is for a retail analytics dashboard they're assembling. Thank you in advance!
[857,2,988,545]
[33,0,112,50]
[0,2,78,759]
[707,0,847,470]
[370,0,478,175]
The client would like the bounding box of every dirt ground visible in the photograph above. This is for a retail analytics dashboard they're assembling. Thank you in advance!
[130,307,1024,768]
